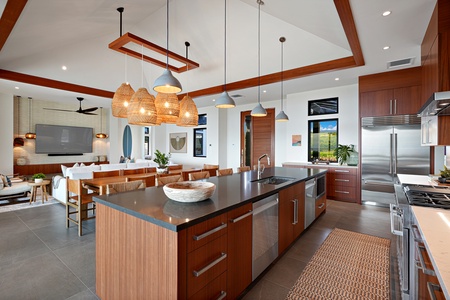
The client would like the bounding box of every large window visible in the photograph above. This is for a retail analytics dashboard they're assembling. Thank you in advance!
[308,118,338,162]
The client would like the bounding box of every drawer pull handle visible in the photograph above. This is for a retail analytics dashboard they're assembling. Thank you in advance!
[292,199,298,225]
[335,190,350,194]
[193,223,227,241]
[411,224,422,242]
[335,170,350,173]
[216,291,227,300]
[415,244,435,276]
[335,179,350,182]
[427,282,442,300]
[193,252,227,277]
[318,203,325,209]
[231,210,253,223]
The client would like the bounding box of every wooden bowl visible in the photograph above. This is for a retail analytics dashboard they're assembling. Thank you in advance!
[163,181,216,203]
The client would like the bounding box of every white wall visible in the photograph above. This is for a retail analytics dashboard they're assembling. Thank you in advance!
[0,93,14,174]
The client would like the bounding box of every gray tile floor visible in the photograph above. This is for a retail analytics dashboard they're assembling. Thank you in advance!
[0,200,399,300]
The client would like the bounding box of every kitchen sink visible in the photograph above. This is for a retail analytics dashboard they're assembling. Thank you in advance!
[251,176,295,185]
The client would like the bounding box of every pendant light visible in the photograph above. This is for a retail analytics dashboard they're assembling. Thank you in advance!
[25,97,36,139]
[128,45,158,126]
[251,0,267,117]
[177,42,199,127]
[275,37,289,122]
[154,92,180,124]
[112,7,135,118]
[215,0,235,108]
[96,107,109,139]
[14,96,25,147]
[153,0,182,94]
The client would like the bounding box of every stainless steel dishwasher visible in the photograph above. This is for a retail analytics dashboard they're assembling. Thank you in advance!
[252,193,278,280]
[304,178,317,228]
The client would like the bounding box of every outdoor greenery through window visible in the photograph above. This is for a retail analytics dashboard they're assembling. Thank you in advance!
[308,119,338,162]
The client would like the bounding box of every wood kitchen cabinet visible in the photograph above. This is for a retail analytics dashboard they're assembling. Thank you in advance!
[278,181,305,254]
[227,203,252,300]
[327,167,358,203]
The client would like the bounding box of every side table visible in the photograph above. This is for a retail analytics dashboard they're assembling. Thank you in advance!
[28,180,51,204]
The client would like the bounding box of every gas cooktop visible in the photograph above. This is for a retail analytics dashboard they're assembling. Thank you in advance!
[403,185,450,209]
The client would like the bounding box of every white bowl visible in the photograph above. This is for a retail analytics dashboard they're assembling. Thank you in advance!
[163,181,216,203]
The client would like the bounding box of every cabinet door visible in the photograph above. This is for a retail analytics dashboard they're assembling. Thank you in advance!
[394,86,422,115]
[292,182,305,239]
[227,203,252,300]
[278,186,295,254]
[360,89,393,117]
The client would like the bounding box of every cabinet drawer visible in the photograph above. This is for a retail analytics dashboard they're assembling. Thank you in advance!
[315,194,326,218]
[189,271,227,300]
[187,213,228,253]
[328,173,356,187]
[187,234,228,298]
[329,167,357,176]
[327,186,357,202]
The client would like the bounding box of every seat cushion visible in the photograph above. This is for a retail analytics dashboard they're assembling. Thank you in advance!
[0,181,31,196]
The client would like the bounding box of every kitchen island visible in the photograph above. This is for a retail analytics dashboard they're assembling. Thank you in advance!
[94,167,327,300]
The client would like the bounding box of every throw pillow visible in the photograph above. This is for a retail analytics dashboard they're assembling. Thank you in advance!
[73,163,80,168]
[0,174,7,187]
[0,180,3,190]
[130,157,135,163]
[119,156,126,163]
[80,163,86,167]
[6,175,11,187]
[90,163,95,166]
[61,165,68,177]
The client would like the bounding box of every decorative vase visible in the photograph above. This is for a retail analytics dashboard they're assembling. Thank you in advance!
[347,151,359,166]
[35,178,43,183]
[157,167,169,174]
[17,157,26,166]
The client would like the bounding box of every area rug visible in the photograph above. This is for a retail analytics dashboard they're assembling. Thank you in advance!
[286,228,390,300]
[0,196,59,213]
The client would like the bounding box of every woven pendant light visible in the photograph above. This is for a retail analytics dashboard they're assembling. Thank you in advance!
[112,83,134,118]
[155,92,179,124]
[177,95,198,127]
[127,88,158,125]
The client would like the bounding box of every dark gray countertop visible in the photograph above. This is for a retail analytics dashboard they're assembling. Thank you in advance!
[93,167,327,232]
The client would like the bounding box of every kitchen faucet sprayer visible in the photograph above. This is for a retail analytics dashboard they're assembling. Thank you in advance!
[257,154,270,179]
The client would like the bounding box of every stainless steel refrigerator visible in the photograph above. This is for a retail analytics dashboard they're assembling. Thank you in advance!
[361,115,430,205]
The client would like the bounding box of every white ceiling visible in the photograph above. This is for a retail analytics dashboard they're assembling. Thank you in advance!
[0,0,437,110]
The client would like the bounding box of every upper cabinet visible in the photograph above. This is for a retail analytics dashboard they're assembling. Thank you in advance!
[359,67,422,118]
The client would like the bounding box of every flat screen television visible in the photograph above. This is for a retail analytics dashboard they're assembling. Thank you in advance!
[35,124,93,155]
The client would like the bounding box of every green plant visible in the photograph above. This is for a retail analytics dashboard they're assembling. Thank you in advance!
[32,173,46,180]
[153,150,171,168]
[333,144,355,165]
[440,165,450,178]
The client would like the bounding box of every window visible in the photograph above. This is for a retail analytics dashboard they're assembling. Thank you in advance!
[308,118,338,162]
[144,127,150,157]
[193,128,207,157]
[198,114,207,125]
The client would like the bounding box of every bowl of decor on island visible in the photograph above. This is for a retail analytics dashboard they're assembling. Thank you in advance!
[163,181,216,203]
[32,173,46,183]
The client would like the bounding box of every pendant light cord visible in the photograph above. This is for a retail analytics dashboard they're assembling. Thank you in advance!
[185,41,190,94]
[28,97,32,132]
[257,0,263,104]
[224,0,227,91]
[141,44,144,87]
[166,0,169,68]
[280,37,285,111]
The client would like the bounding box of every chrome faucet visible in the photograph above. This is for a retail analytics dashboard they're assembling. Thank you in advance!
[257,154,271,179]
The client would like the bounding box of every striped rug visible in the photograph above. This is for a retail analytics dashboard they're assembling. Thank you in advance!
[286,228,390,300]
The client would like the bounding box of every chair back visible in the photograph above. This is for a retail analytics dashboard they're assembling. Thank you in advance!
[157,174,183,186]
[106,180,146,195]
[128,175,156,187]
[168,165,183,171]
[123,168,145,175]
[237,166,251,173]
[217,168,233,176]
[181,169,201,181]
[145,167,157,174]
[67,178,82,203]
[93,169,121,178]
[189,171,210,181]
[203,164,219,169]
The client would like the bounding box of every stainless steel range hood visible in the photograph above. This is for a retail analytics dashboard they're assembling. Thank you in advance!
[418,91,450,116]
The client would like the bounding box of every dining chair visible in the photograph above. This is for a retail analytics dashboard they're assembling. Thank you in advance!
[217,168,233,176]
[202,164,219,177]
[145,167,157,174]
[128,174,156,188]
[93,169,121,178]
[106,180,146,195]
[157,174,183,186]
[189,171,210,181]
[237,166,251,173]
[66,177,97,236]
[123,168,145,175]
[181,169,201,181]
[168,165,183,171]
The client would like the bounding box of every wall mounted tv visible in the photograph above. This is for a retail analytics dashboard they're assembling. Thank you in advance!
[35,124,93,155]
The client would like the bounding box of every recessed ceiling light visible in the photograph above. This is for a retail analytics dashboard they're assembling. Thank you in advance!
[212,99,216,102]
[383,46,390,50]
[335,77,339,81]
[263,90,267,93]
[382,11,391,17]
[15,86,19,89]
[62,65,67,70]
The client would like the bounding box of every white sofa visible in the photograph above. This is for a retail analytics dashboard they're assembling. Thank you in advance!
[52,161,160,204]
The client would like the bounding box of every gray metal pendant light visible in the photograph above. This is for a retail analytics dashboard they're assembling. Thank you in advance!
[251,0,267,117]
[153,0,182,94]
[216,0,235,108]
[276,37,289,122]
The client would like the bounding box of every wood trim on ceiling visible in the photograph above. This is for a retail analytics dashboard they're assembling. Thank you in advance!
[0,0,28,52]
[0,0,363,101]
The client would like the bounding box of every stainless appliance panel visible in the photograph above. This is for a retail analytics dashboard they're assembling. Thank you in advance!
[394,125,430,175]
[304,178,316,228]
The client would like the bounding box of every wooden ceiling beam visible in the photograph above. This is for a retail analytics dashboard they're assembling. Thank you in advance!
[0,0,28,52]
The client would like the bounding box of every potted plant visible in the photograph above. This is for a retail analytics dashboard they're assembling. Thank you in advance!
[153,150,171,174]
[32,173,46,183]
[439,165,450,183]
[334,144,355,165]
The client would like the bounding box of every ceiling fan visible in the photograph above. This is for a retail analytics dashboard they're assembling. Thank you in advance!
[43,97,98,115]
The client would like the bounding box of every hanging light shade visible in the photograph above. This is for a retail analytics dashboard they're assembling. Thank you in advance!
[216,0,235,108]
[155,92,180,124]
[112,82,134,118]
[177,95,198,127]
[96,107,109,138]
[14,96,25,147]
[276,37,289,122]
[251,0,267,117]
[127,88,159,126]
[25,97,36,139]
[153,0,182,94]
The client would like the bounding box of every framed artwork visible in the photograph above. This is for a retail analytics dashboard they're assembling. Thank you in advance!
[169,132,187,153]
[308,97,338,116]
[292,135,302,146]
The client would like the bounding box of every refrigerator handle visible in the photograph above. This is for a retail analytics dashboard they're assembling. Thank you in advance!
[394,133,398,174]
[389,133,393,174]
